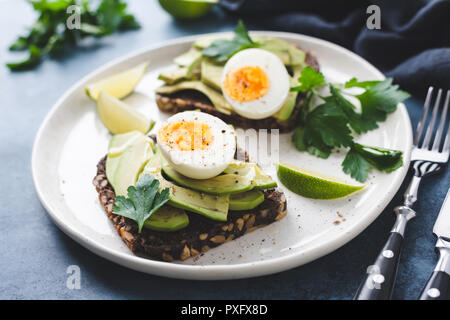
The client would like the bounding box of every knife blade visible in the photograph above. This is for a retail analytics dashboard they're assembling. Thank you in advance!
[419,189,450,300]
[433,189,450,241]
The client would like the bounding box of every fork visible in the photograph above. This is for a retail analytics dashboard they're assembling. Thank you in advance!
[354,87,450,300]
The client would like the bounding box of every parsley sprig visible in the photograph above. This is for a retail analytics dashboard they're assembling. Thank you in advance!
[291,66,410,182]
[202,20,258,62]
[7,0,140,71]
[113,174,170,233]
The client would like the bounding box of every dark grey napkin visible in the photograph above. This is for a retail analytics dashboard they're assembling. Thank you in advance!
[220,0,450,95]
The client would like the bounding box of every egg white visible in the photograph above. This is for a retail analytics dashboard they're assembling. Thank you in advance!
[221,48,290,120]
[157,111,236,180]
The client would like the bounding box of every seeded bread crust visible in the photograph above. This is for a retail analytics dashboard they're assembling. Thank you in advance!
[155,51,320,132]
[93,154,287,262]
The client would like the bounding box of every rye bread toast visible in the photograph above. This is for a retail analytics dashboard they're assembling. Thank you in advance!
[93,148,287,262]
[155,51,320,132]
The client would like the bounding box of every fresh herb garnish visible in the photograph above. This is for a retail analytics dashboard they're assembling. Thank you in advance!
[291,66,410,182]
[113,174,170,233]
[7,0,140,71]
[202,20,258,62]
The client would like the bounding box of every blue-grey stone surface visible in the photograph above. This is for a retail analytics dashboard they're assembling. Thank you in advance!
[0,0,448,300]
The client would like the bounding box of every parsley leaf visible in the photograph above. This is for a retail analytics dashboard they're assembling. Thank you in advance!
[342,143,403,182]
[301,101,353,158]
[357,78,411,121]
[344,77,381,89]
[342,148,371,182]
[352,143,403,172]
[291,71,409,182]
[291,66,325,92]
[113,174,170,233]
[202,20,257,62]
[325,86,378,134]
[7,0,140,71]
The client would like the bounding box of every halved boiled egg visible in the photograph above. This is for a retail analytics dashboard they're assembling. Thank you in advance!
[157,111,236,179]
[221,48,290,119]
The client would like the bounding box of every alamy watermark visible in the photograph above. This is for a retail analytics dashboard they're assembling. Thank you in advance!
[66,265,81,290]
[66,5,81,30]
[366,5,381,30]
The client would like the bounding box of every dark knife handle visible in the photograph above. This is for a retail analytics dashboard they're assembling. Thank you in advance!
[354,232,404,300]
[419,271,450,300]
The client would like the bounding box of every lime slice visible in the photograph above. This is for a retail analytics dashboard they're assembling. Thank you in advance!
[97,91,154,134]
[158,0,218,20]
[86,61,149,100]
[277,162,364,199]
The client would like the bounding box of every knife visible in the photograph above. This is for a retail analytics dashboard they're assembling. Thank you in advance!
[419,188,450,300]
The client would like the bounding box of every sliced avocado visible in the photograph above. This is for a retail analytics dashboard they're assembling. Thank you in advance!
[174,48,202,67]
[113,136,153,196]
[193,35,232,50]
[105,156,120,187]
[200,59,223,91]
[159,53,202,85]
[256,41,291,65]
[224,160,277,189]
[143,206,189,232]
[253,37,306,66]
[140,153,229,221]
[108,131,146,157]
[273,66,303,121]
[288,45,306,66]
[186,55,202,78]
[273,89,297,121]
[253,165,277,189]
[155,80,232,115]
[161,159,255,195]
[158,67,190,84]
[106,133,151,188]
[229,190,264,211]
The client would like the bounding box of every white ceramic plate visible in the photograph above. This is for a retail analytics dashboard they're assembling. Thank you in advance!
[32,32,412,280]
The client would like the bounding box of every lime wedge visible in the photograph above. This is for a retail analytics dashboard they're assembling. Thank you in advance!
[277,162,364,199]
[86,61,149,100]
[97,91,154,134]
[158,0,218,20]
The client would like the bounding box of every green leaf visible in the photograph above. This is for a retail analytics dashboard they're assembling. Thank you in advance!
[292,127,307,151]
[352,143,403,172]
[6,0,139,70]
[6,45,43,71]
[342,148,371,182]
[290,66,325,92]
[344,77,381,89]
[9,36,30,51]
[357,78,410,121]
[96,0,127,32]
[304,102,353,149]
[234,19,253,44]
[342,143,403,182]
[113,174,170,233]
[325,85,378,134]
[119,13,140,30]
[202,20,257,61]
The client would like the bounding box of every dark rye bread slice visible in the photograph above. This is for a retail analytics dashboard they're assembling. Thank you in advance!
[93,149,287,262]
[155,51,320,132]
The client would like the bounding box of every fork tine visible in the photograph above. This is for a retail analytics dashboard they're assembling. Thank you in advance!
[414,87,433,146]
[421,88,442,149]
[432,90,450,151]
[443,124,450,157]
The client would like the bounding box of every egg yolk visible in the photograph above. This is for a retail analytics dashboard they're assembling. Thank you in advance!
[223,66,270,102]
[158,121,214,151]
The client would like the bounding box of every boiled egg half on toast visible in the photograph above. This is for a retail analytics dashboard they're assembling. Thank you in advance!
[157,111,236,179]
[221,48,290,119]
